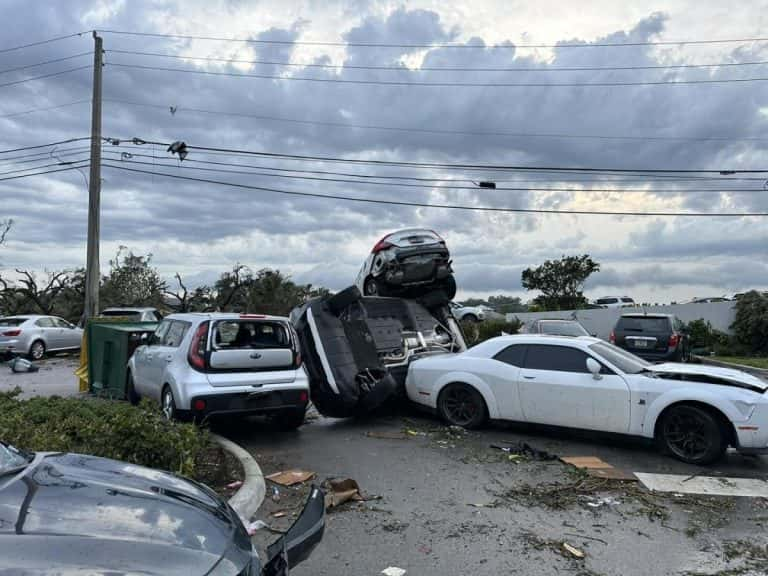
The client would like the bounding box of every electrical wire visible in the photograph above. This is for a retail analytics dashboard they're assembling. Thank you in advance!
[98,29,768,49]
[0,147,91,166]
[101,163,768,217]
[107,61,768,87]
[0,164,90,182]
[108,156,768,194]
[0,65,91,89]
[103,98,768,143]
[0,100,90,119]
[0,159,90,177]
[0,146,91,164]
[0,52,92,75]
[116,137,768,174]
[0,137,90,155]
[105,48,768,73]
[0,31,89,54]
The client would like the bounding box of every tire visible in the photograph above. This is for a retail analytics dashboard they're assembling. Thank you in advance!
[126,371,140,406]
[363,276,379,296]
[437,383,487,429]
[463,314,479,323]
[327,285,362,315]
[161,386,177,421]
[658,404,727,465]
[441,274,457,301]
[28,340,45,361]
[272,407,306,430]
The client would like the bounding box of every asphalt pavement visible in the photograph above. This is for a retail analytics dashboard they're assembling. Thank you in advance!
[0,354,81,398]
[217,407,768,576]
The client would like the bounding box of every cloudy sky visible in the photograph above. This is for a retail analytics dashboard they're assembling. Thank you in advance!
[1,0,767,304]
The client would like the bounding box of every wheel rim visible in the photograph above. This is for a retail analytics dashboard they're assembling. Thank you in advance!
[663,410,711,461]
[162,390,174,420]
[365,279,378,295]
[31,342,44,360]
[442,386,480,427]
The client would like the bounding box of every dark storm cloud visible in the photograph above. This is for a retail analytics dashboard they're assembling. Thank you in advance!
[1,1,767,296]
[589,260,768,290]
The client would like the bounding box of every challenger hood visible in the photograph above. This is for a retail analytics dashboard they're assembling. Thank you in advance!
[0,452,251,575]
[649,363,768,393]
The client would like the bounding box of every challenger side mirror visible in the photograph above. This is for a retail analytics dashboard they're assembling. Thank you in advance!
[586,358,602,380]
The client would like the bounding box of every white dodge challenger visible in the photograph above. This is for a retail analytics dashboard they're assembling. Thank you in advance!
[405,335,768,465]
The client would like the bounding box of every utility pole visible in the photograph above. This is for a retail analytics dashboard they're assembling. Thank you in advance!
[84,32,103,320]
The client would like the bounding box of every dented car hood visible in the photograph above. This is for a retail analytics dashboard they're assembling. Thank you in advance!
[649,363,768,392]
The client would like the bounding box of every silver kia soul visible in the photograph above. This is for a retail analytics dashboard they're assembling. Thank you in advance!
[127,313,310,428]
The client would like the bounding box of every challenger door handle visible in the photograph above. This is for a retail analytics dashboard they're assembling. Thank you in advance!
[165,355,173,362]
[522,375,536,380]
[249,352,262,359]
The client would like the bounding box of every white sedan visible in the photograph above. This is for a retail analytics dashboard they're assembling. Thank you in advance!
[405,335,768,465]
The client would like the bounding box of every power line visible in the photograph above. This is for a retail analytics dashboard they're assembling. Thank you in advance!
[105,48,768,73]
[108,156,768,193]
[0,52,92,75]
[99,29,768,49]
[118,136,768,174]
[0,31,89,54]
[0,100,90,119]
[0,159,90,177]
[0,147,91,166]
[0,137,90,155]
[101,163,768,217]
[0,146,91,164]
[0,164,90,182]
[104,98,768,144]
[107,61,768,87]
[0,65,91,89]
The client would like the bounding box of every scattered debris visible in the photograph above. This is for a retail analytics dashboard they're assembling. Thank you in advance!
[561,456,612,469]
[381,568,407,576]
[562,542,585,559]
[271,511,287,518]
[636,473,768,498]
[494,441,558,461]
[323,477,381,510]
[226,480,243,490]
[381,520,409,533]
[404,429,422,437]
[9,357,39,373]
[584,496,620,508]
[367,431,409,440]
[271,486,281,502]
[245,520,269,535]
[266,469,316,487]
[561,455,636,481]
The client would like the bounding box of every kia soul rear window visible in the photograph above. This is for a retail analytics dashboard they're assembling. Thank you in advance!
[213,320,292,349]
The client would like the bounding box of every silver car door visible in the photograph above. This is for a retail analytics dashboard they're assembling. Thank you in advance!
[137,319,173,397]
[53,318,81,348]
[34,317,59,349]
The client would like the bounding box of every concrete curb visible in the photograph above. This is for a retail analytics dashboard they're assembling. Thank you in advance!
[694,356,768,379]
[211,433,265,522]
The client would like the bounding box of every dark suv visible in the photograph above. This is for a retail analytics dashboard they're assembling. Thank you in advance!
[610,313,690,362]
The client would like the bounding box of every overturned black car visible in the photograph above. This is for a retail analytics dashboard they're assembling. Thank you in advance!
[294,285,465,418]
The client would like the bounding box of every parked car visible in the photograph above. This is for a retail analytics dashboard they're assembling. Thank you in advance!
[0,315,83,360]
[101,307,163,322]
[523,319,590,337]
[594,296,636,308]
[127,313,310,427]
[450,302,486,323]
[688,296,730,303]
[610,313,690,362]
[0,441,324,575]
[355,228,456,299]
[405,335,768,464]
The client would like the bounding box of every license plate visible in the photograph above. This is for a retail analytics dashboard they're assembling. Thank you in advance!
[633,340,648,348]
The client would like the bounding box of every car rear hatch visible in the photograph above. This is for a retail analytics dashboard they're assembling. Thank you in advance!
[205,317,298,387]
[386,230,450,284]
[615,316,671,352]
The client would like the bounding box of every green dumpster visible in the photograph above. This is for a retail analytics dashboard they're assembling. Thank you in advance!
[87,321,158,398]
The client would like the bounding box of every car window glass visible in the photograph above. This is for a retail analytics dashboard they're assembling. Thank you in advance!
[494,344,526,367]
[597,298,618,304]
[589,341,650,374]
[0,318,25,327]
[616,317,670,331]
[35,317,54,328]
[540,322,588,337]
[524,344,590,373]
[52,318,71,328]
[212,320,291,350]
[620,298,634,303]
[163,321,190,348]
[152,320,172,345]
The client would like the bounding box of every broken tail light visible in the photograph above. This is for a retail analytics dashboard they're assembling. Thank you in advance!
[188,321,209,371]
[609,330,616,344]
[1,330,21,337]
[372,236,393,253]
[669,333,680,347]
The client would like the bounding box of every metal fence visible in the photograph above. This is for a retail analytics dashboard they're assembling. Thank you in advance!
[507,301,736,340]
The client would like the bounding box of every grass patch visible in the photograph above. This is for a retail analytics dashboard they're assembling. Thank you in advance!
[710,356,768,370]
[0,388,212,479]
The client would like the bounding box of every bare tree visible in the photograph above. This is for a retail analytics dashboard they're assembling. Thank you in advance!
[0,219,11,246]
[12,269,71,315]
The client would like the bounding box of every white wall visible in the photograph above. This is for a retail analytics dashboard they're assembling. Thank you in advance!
[507,302,736,340]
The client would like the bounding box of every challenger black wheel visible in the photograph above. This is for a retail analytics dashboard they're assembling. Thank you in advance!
[438,383,487,429]
[659,405,726,465]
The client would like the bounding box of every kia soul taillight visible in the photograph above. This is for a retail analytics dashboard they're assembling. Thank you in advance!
[188,321,209,371]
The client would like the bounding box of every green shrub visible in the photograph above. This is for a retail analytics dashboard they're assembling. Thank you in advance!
[0,391,210,477]
[461,318,521,346]
[731,291,768,355]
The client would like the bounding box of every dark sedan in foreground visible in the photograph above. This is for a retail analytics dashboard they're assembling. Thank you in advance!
[0,442,324,575]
